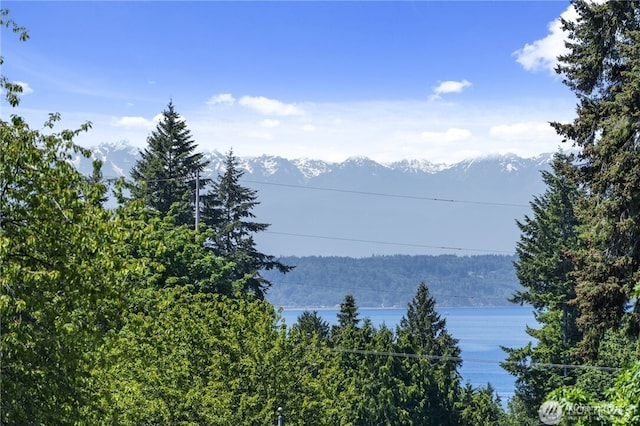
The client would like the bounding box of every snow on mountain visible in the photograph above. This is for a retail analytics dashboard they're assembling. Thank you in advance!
[82,142,552,181]
[388,159,450,174]
[292,158,333,179]
[78,142,554,257]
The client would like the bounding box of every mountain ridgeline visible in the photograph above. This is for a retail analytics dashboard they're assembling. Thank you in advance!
[75,142,553,258]
[263,254,520,308]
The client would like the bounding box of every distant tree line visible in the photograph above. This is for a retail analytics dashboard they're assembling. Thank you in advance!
[265,254,520,308]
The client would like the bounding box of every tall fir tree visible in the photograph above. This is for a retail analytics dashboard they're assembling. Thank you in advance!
[291,310,330,341]
[552,0,640,359]
[395,282,461,426]
[202,149,292,298]
[336,294,360,328]
[130,101,208,226]
[502,153,583,419]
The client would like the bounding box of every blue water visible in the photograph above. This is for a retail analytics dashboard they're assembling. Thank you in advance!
[279,305,536,404]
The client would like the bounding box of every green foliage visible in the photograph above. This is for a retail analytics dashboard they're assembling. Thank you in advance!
[203,149,292,298]
[553,0,640,360]
[502,154,586,420]
[0,114,134,423]
[322,285,496,425]
[291,310,330,341]
[501,395,540,426]
[545,360,640,426]
[398,282,461,360]
[0,8,29,107]
[511,153,581,311]
[130,101,208,226]
[123,211,241,295]
[606,362,640,425]
[90,288,340,425]
[396,282,462,425]
[573,325,638,401]
[336,294,360,328]
[504,3,640,419]
[456,383,505,426]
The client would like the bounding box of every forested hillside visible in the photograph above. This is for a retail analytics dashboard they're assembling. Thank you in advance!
[265,254,520,308]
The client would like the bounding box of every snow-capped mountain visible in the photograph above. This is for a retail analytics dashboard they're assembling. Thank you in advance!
[76,142,554,258]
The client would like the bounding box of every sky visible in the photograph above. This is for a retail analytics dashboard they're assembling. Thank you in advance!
[2,0,580,165]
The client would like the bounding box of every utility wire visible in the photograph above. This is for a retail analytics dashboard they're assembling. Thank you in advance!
[101,174,519,253]
[102,175,530,209]
[329,347,621,372]
[242,179,530,208]
[265,231,515,254]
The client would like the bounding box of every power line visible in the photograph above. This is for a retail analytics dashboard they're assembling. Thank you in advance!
[265,231,516,254]
[242,179,530,208]
[105,175,195,184]
[100,174,520,253]
[329,347,621,372]
[103,175,530,209]
[106,175,530,209]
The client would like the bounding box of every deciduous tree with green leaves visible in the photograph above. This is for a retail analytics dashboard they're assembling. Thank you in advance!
[90,288,340,425]
[0,106,140,425]
[0,13,145,422]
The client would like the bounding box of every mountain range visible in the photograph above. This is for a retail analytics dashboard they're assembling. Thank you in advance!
[72,142,554,258]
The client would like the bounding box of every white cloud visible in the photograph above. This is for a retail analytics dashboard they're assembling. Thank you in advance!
[239,96,304,116]
[14,81,34,95]
[83,97,572,166]
[432,80,471,96]
[111,113,162,129]
[434,80,472,95]
[207,93,235,106]
[514,5,578,73]
[421,128,472,143]
[260,119,280,128]
[489,121,555,140]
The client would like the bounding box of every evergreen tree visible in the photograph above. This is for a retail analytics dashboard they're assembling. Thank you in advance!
[502,153,583,418]
[336,294,360,328]
[291,310,330,341]
[396,282,461,426]
[397,282,460,361]
[130,101,208,226]
[553,0,640,359]
[456,383,504,426]
[203,149,292,298]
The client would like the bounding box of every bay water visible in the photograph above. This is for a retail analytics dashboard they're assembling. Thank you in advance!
[279,305,536,404]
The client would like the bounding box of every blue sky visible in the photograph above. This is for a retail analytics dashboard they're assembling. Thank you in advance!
[2,1,579,164]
